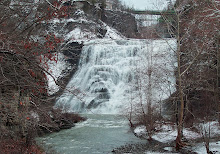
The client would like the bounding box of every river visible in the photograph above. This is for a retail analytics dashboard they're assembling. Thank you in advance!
[37,114,146,154]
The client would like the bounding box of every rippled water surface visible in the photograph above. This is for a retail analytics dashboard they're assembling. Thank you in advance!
[37,114,146,154]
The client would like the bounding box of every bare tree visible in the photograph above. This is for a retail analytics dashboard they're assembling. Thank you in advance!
[0,0,76,146]
[158,0,219,150]
[123,38,176,140]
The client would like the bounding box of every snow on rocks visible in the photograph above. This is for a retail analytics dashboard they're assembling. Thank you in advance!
[49,8,125,43]
[46,52,71,95]
[65,27,97,40]
[64,23,124,41]
[104,25,125,39]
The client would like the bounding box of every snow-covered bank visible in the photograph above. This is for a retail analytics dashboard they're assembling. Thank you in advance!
[132,121,220,154]
[193,141,220,154]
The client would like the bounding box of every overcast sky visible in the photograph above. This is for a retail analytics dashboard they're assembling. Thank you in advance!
[120,0,174,10]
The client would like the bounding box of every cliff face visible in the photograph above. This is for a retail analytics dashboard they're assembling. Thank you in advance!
[103,10,139,38]
[52,0,139,40]
[50,42,83,100]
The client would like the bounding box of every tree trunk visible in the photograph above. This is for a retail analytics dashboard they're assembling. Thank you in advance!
[147,50,153,140]
[175,13,185,150]
[217,34,220,124]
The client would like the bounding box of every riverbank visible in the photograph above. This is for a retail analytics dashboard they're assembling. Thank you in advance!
[37,112,86,136]
[113,121,220,154]
[112,136,220,154]
[0,139,45,154]
[112,139,188,154]
[35,115,220,154]
[0,112,85,154]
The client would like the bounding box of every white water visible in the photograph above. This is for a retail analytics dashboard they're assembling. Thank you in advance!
[56,39,176,114]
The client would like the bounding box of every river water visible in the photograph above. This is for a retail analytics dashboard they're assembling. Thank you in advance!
[37,114,146,154]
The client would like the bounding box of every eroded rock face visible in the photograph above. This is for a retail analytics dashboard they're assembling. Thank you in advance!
[51,41,84,99]
[61,1,139,39]
[103,10,139,38]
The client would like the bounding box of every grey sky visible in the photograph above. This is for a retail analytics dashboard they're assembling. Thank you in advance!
[120,0,174,10]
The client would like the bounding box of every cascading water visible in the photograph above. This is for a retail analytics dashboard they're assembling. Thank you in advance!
[56,39,176,114]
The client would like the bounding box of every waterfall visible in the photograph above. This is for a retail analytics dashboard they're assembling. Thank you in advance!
[56,39,176,114]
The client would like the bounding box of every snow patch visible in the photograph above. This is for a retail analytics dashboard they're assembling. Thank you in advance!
[193,141,220,154]
[163,147,173,152]
[196,121,220,138]
[152,124,201,143]
[104,25,125,39]
[46,53,70,95]
[65,27,97,40]
[65,25,124,41]
[134,125,147,137]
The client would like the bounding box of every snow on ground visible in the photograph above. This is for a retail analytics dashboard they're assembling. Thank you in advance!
[152,124,200,143]
[192,141,220,154]
[46,52,71,95]
[152,124,203,143]
[134,121,220,144]
[196,121,220,138]
[134,122,220,154]
[134,125,147,137]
